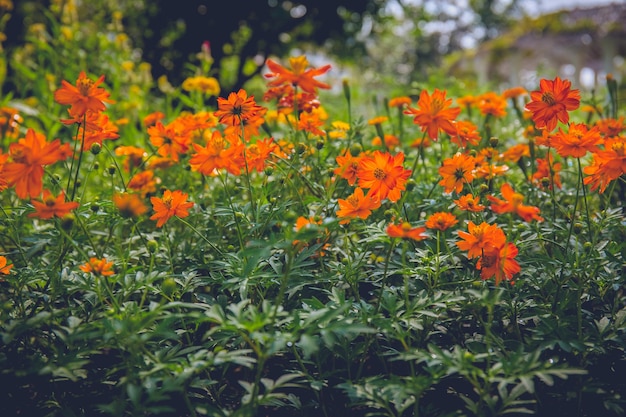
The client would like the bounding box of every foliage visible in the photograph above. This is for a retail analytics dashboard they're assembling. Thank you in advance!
[1,1,626,417]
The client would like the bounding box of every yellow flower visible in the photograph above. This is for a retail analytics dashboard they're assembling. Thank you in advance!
[181,76,220,96]
[121,61,135,72]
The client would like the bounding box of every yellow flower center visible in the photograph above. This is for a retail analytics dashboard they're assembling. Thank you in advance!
[431,97,444,112]
[289,56,309,75]
[78,78,94,96]
[347,195,359,206]
[511,192,524,206]
[44,195,57,207]
[611,142,625,156]
[162,194,173,209]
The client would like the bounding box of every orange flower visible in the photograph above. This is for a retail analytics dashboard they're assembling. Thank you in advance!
[28,190,79,219]
[334,149,362,186]
[501,144,530,163]
[265,55,331,94]
[450,120,481,148]
[54,71,113,118]
[404,89,460,139]
[0,256,13,275]
[551,122,601,158]
[215,89,266,126]
[150,189,194,227]
[147,121,192,162]
[80,257,115,276]
[474,162,509,180]
[372,134,400,150]
[456,221,506,259]
[476,92,507,118]
[534,129,555,147]
[583,136,626,193]
[457,95,478,108]
[532,154,562,189]
[502,87,528,100]
[336,187,381,224]
[368,116,389,126]
[525,77,580,131]
[595,116,625,137]
[245,137,276,172]
[224,114,265,139]
[115,145,146,172]
[477,242,520,285]
[0,150,8,192]
[143,111,166,127]
[2,128,71,199]
[487,183,543,222]
[386,221,427,241]
[128,170,158,195]
[438,153,476,194]
[454,194,485,212]
[409,136,433,149]
[113,192,148,218]
[388,96,412,108]
[62,111,119,150]
[189,131,245,176]
[425,212,458,231]
[357,150,412,203]
[295,216,323,231]
[297,111,325,136]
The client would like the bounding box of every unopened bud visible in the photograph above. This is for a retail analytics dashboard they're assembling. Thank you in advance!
[349,143,363,156]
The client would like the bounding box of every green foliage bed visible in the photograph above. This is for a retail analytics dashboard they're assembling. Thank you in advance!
[1,2,625,416]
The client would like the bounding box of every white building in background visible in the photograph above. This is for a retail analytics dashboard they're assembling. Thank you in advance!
[448,2,626,90]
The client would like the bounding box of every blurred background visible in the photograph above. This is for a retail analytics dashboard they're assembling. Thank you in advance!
[1,0,625,98]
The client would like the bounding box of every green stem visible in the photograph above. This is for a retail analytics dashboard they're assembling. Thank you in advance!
[219,172,246,253]
[176,216,223,255]
[375,239,396,314]
[70,114,87,201]
[576,158,593,242]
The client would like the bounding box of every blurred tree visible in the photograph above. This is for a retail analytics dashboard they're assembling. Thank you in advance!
[123,0,385,91]
[2,0,534,94]
[357,0,533,91]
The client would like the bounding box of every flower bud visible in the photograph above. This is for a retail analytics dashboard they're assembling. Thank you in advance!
[60,213,75,231]
[350,143,363,156]
[161,278,177,297]
[573,222,583,235]
[90,143,101,155]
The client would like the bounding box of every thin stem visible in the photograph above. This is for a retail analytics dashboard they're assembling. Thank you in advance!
[576,157,593,241]
[375,239,396,314]
[176,216,223,255]
[219,172,246,253]
[70,114,88,201]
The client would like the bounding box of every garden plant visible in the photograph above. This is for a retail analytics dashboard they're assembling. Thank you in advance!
[1,1,625,416]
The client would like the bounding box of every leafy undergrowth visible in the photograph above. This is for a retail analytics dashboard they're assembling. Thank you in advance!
[1,5,625,417]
